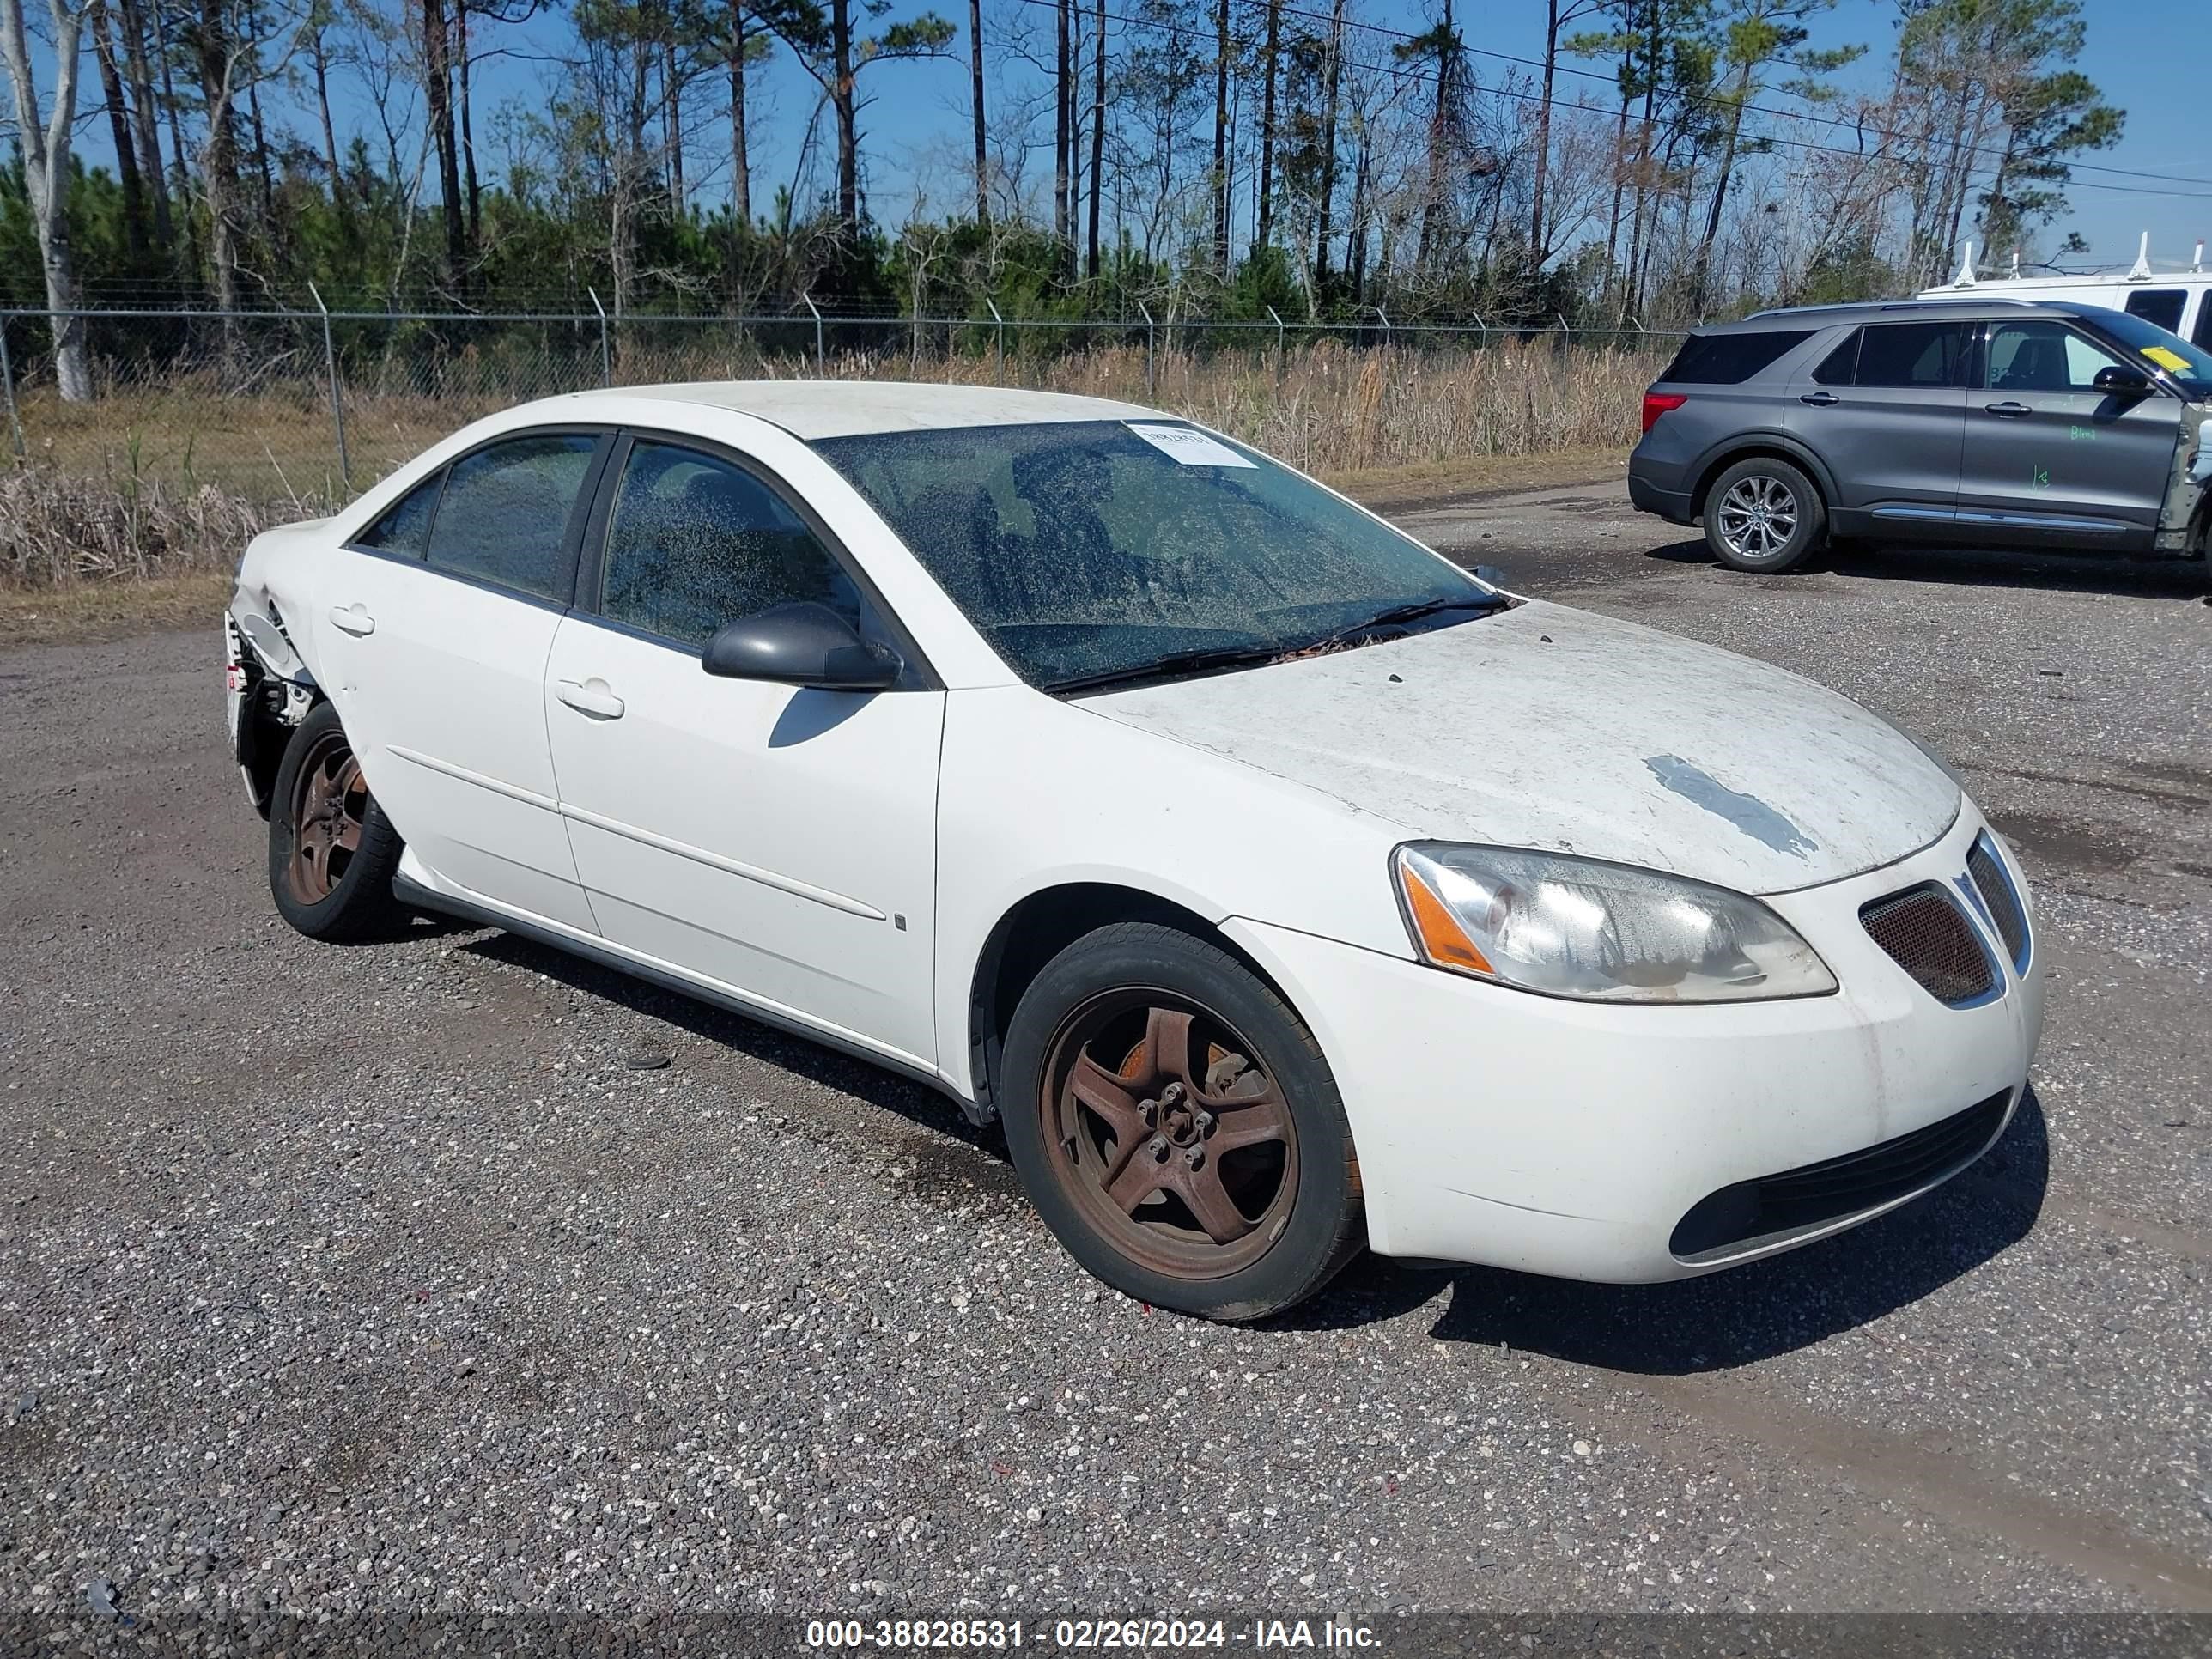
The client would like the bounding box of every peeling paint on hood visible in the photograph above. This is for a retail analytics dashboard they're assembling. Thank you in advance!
[1085,599,1961,895]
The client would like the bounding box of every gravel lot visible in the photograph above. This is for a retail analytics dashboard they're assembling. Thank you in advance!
[2,478,2208,1634]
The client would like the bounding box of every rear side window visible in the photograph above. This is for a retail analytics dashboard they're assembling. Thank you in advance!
[425,434,599,601]
[2124,289,2185,333]
[1658,329,1812,385]
[1853,322,1973,389]
[355,477,441,558]
[1811,330,1861,386]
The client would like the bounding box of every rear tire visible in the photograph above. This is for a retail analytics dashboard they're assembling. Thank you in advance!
[1000,923,1364,1322]
[1703,456,1825,573]
[268,701,407,942]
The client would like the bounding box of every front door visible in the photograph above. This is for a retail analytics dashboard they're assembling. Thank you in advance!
[542,435,945,1070]
[1957,318,2184,549]
[1790,319,1972,532]
[319,430,608,933]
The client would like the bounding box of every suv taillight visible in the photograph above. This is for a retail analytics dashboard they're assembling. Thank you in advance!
[1642,392,1686,434]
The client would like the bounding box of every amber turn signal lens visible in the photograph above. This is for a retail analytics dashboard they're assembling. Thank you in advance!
[1401,867,1494,975]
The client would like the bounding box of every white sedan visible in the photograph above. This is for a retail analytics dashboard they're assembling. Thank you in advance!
[225,384,2045,1320]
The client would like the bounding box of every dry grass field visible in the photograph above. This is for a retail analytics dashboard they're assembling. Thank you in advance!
[1,337,1658,593]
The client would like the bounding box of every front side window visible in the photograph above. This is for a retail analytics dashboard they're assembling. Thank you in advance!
[2124,289,2185,333]
[1985,320,2122,393]
[355,476,441,557]
[2071,304,2212,398]
[1854,322,1974,389]
[424,433,599,601]
[811,420,1493,691]
[599,441,866,648]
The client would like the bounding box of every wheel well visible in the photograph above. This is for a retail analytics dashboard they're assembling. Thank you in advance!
[963,884,1288,1127]
[1692,445,1831,518]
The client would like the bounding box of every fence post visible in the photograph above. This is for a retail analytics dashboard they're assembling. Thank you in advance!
[1469,309,1487,349]
[802,293,824,374]
[1266,306,1285,385]
[309,284,351,490]
[987,300,1005,382]
[1138,301,1156,398]
[587,288,612,386]
[0,316,23,463]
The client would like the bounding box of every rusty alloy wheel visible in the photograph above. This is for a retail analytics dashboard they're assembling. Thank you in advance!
[1041,992,1298,1280]
[284,726,370,905]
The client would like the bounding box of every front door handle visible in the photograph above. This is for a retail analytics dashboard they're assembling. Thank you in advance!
[556,678,625,720]
[329,603,375,636]
[1984,400,2033,417]
[1798,391,1840,406]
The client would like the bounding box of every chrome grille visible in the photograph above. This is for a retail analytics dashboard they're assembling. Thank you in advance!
[1860,885,1995,1005]
[1967,835,2029,969]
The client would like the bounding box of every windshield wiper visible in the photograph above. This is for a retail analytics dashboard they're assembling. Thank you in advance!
[1304,592,1508,652]
[1046,641,1286,696]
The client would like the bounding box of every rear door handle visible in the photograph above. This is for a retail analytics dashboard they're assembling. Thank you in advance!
[328,603,375,636]
[1984,401,2033,417]
[1798,391,1839,406]
[556,678,625,720]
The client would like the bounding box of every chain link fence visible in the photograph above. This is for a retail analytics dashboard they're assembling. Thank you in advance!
[0,303,1681,586]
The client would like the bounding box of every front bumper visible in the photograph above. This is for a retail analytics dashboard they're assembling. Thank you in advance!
[1226,807,2044,1283]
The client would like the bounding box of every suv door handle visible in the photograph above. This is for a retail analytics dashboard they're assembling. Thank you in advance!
[555,678,625,720]
[1984,400,2033,416]
[328,603,375,636]
[1798,391,1839,406]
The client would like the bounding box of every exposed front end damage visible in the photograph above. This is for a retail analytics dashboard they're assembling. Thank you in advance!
[2154,407,2212,556]
[225,590,318,817]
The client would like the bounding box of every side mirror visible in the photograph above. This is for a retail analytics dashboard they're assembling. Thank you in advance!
[702,602,901,690]
[2093,364,2152,397]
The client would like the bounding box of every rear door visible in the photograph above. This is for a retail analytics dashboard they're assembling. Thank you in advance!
[1957,317,2180,548]
[542,433,945,1069]
[319,428,611,933]
[1789,319,1973,532]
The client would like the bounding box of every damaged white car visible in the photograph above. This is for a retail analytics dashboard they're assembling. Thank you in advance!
[227,385,2045,1320]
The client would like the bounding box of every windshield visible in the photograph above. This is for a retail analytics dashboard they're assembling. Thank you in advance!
[810,420,1492,690]
[2075,304,2212,398]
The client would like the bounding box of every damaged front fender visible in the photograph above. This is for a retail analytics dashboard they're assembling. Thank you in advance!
[225,592,318,817]
[2154,405,2212,555]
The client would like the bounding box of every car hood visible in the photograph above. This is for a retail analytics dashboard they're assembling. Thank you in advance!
[1084,599,1960,895]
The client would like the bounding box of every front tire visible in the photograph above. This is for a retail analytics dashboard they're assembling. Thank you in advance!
[1703,456,1825,573]
[267,701,407,942]
[1000,923,1364,1322]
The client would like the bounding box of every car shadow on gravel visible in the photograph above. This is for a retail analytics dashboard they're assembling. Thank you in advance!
[1285,1091,2051,1372]
[454,928,1006,1158]
[1644,538,2209,599]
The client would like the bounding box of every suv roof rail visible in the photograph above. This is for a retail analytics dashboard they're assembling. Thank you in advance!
[1741,296,2055,321]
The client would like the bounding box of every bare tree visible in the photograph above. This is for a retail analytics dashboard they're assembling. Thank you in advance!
[0,0,94,398]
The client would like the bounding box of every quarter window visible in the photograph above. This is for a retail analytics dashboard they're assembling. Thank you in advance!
[424,433,599,601]
[1984,321,2122,393]
[599,441,869,649]
[355,476,441,558]
[1853,322,1973,388]
[1657,329,1812,385]
[1810,330,1861,386]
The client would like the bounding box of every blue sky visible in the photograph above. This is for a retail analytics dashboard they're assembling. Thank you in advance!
[38,0,2212,275]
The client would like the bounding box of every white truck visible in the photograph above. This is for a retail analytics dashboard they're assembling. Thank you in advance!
[1919,234,2212,352]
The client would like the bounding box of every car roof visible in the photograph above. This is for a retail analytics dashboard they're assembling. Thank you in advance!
[551,380,1169,440]
[1717,298,2087,331]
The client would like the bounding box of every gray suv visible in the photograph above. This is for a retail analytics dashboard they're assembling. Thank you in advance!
[1627,299,2212,573]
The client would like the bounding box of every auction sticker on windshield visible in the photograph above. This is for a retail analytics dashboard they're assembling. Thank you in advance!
[1126,422,1255,466]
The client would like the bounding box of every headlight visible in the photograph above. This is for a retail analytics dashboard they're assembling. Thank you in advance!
[1392,842,1837,1004]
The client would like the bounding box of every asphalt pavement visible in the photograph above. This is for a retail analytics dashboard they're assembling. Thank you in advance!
[1,477,2207,1629]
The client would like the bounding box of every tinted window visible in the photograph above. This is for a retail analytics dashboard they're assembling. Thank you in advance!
[1985,320,2121,392]
[813,420,1488,690]
[2194,297,2212,353]
[1854,322,1972,388]
[355,476,441,557]
[1658,329,1812,385]
[424,434,599,600]
[2124,289,2185,333]
[599,441,867,648]
[1811,330,1860,386]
